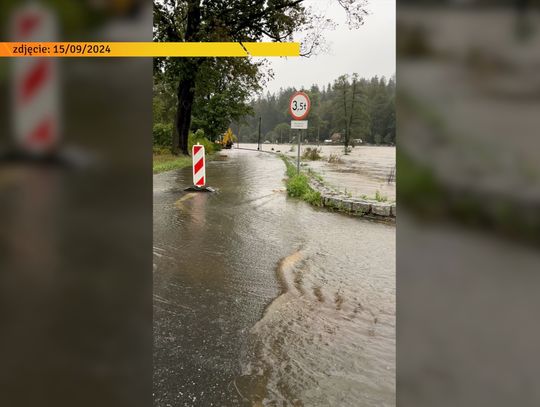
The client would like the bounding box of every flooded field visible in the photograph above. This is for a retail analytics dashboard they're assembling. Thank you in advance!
[153,149,395,406]
[239,143,396,201]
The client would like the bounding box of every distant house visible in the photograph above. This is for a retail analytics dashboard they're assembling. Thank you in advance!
[330,133,342,143]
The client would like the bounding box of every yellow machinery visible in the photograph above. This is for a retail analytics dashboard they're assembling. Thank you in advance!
[220,128,237,149]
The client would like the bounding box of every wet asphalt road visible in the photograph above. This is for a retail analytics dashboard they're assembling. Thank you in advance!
[153,149,395,406]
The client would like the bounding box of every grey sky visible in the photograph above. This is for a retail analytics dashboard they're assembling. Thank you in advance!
[260,0,395,94]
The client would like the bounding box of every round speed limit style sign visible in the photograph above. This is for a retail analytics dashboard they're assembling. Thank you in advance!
[289,91,311,120]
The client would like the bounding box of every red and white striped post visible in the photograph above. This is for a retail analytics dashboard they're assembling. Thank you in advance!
[11,3,60,155]
[192,143,206,187]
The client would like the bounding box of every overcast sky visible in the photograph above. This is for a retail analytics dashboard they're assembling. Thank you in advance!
[260,0,395,94]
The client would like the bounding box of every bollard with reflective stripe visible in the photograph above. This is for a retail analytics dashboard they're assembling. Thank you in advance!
[192,143,206,187]
[11,3,60,155]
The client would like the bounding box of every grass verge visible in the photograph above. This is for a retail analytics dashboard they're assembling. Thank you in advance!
[153,153,192,174]
[280,155,322,206]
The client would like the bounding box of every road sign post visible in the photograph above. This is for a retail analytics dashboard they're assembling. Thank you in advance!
[11,3,60,156]
[192,143,205,187]
[184,143,215,192]
[289,91,311,174]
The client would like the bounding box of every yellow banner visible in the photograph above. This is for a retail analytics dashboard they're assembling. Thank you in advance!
[0,42,300,57]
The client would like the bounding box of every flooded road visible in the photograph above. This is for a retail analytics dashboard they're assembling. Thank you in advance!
[153,150,395,406]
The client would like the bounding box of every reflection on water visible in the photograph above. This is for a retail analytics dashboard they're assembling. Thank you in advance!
[153,150,395,406]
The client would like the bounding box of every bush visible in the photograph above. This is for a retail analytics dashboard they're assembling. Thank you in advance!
[188,129,216,155]
[328,153,343,164]
[303,188,322,206]
[287,173,310,198]
[153,123,173,148]
[285,172,322,206]
[280,155,322,206]
[153,146,170,155]
[302,147,322,161]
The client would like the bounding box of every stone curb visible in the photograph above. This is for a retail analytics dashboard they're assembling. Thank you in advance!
[310,180,396,219]
[251,151,396,219]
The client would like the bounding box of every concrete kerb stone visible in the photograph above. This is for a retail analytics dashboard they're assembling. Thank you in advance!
[371,203,392,217]
[341,199,355,212]
[312,182,395,218]
[352,200,372,215]
[281,153,395,218]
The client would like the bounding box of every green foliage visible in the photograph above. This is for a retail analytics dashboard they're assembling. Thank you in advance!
[280,156,322,206]
[307,169,324,182]
[154,0,330,150]
[188,129,220,154]
[287,173,310,197]
[190,58,260,140]
[153,123,173,148]
[153,154,192,174]
[153,146,170,155]
[235,75,395,145]
[375,190,388,202]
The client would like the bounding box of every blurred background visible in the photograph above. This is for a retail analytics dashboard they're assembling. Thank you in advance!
[0,1,153,406]
[2,0,540,406]
[397,0,540,406]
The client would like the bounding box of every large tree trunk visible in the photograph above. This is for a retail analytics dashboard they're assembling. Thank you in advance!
[172,0,201,156]
[173,74,196,155]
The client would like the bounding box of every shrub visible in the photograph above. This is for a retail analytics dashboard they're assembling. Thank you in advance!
[153,146,170,155]
[303,188,322,206]
[285,172,322,206]
[287,173,310,198]
[328,153,343,164]
[188,129,215,154]
[153,123,173,147]
[302,147,322,161]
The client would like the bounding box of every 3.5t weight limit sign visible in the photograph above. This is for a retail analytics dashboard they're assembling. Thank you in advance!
[289,91,310,120]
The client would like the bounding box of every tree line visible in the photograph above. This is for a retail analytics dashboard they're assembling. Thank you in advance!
[232,74,396,147]
[154,73,395,150]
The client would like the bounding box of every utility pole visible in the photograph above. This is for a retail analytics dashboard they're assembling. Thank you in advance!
[237,123,240,149]
[257,116,261,150]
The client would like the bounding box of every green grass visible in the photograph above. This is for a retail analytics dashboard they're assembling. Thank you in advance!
[375,190,388,202]
[280,155,322,206]
[153,153,193,174]
[307,168,324,182]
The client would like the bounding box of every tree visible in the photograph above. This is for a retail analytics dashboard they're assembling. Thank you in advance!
[334,74,362,153]
[234,73,395,147]
[154,0,369,155]
[191,58,260,140]
[274,122,290,144]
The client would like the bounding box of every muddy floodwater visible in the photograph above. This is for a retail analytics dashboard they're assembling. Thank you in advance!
[153,150,395,406]
[241,143,396,201]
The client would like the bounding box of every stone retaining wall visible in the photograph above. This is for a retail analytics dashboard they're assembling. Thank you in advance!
[239,149,396,219]
[309,179,396,219]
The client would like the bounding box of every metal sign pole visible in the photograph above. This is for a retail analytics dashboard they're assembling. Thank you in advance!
[296,129,302,174]
[289,91,310,174]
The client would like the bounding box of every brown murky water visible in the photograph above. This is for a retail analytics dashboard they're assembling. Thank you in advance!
[153,150,395,406]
